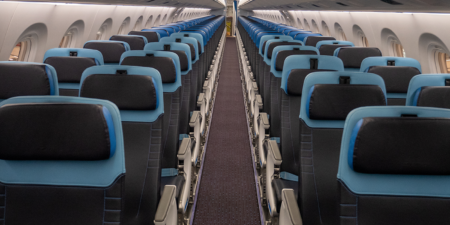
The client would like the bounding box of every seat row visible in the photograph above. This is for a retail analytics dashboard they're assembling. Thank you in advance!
[0,15,226,225]
[237,16,450,225]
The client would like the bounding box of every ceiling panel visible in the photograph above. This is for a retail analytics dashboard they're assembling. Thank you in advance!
[239,0,450,13]
[8,0,226,9]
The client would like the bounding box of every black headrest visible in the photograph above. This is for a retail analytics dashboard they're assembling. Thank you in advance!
[197,41,202,54]
[166,50,188,71]
[286,69,335,96]
[337,47,382,68]
[80,73,157,110]
[367,66,421,93]
[0,63,51,99]
[268,42,303,59]
[417,86,450,109]
[262,41,268,55]
[304,36,336,47]
[44,57,96,83]
[128,31,159,43]
[84,42,126,64]
[319,44,351,56]
[308,84,385,120]
[121,55,176,83]
[0,103,115,160]
[351,117,450,175]
[275,50,318,71]
[185,43,196,60]
[110,35,146,51]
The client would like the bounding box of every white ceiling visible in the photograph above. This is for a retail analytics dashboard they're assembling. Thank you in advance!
[239,0,450,13]
[8,0,226,9]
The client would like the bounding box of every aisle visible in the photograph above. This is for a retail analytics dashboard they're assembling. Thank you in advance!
[193,37,261,225]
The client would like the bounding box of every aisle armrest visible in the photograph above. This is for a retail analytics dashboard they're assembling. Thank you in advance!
[279,189,303,225]
[154,185,177,225]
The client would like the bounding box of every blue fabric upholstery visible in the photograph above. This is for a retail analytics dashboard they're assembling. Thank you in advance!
[360,57,422,73]
[258,35,293,55]
[299,72,387,128]
[172,33,204,53]
[0,96,124,187]
[80,65,165,123]
[338,106,450,197]
[263,40,304,66]
[141,29,168,38]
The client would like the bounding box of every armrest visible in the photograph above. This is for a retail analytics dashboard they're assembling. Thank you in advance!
[203,80,209,89]
[189,111,201,127]
[177,138,192,161]
[252,82,258,91]
[197,93,205,107]
[260,112,270,130]
[154,185,177,225]
[256,95,263,109]
[266,140,282,165]
[207,71,212,79]
[280,189,303,225]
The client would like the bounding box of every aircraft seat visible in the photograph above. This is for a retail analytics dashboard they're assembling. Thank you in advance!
[128,31,160,43]
[110,35,148,50]
[316,40,355,56]
[334,47,382,72]
[303,36,336,47]
[83,40,130,65]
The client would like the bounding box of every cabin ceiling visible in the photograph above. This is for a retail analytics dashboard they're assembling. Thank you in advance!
[239,0,450,13]
[8,0,226,10]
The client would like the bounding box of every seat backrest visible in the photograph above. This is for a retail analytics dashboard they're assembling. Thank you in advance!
[361,57,422,100]
[128,31,160,43]
[334,47,382,71]
[142,29,169,38]
[145,42,192,73]
[298,72,386,225]
[316,40,355,56]
[0,96,124,225]
[110,35,148,50]
[263,40,304,66]
[303,36,336,47]
[271,46,319,73]
[0,62,59,101]
[338,106,450,225]
[259,35,293,55]
[43,48,103,96]
[160,37,199,62]
[120,50,182,171]
[172,32,204,54]
[83,41,130,65]
[277,56,345,176]
[80,65,164,225]
[406,74,450,108]
[294,33,322,42]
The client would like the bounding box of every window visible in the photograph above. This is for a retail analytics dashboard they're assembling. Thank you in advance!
[312,20,319,33]
[322,21,330,36]
[133,16,143,31]
[297,18,303,29]
[437,52,450,73]
[118,17,130,35]
[161,15,167,25]
[362,36,369,47]
[9,41,29,61]
[304,19,310,31]
[390,42,406,57]
[59,28,78,48]
[353,25,368,47]
[335,23,347,41]
[154,15,161,27]
[145,16,154,28]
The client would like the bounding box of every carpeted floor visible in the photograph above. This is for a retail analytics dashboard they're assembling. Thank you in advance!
[193,37,261,225]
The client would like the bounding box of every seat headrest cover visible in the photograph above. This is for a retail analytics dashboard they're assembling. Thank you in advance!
[307,84,386,120]
[275,50,318,71]
[110,35,147,50]
[84,41,129,63]
[167,50,188,71]
[368,66,421,93]
[319,45,352,56]
[349,117,450,175]
[121,56,177,83]
[80,74,158,110]
[304,36,336,47]
[0,63,54,98]
[336,47,382,68]
[416,86,450,109]
[268,42,303,59]
[129,31,159,43]
[44,57,97,83]
[287,69,334,96]
[0,103,116,160]
[316,40,355,49]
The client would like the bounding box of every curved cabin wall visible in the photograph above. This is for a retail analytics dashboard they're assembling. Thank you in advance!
[0,2,210,62]
[253,10,450,74]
